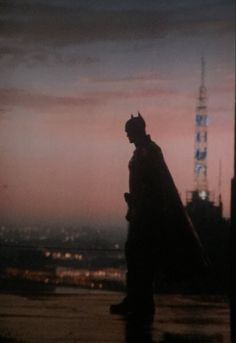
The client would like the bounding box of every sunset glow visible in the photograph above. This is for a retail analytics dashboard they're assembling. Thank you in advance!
[0,0,235,228]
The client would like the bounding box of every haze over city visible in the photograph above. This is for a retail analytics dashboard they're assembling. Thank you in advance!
[0,0,235,228]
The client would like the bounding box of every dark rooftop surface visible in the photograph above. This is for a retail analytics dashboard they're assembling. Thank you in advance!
[0,291,230,343]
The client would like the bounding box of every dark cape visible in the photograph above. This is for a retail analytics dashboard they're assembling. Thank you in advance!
[127,135,210,278]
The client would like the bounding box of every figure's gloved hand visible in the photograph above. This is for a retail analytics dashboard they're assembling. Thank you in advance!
[124,193,136,221]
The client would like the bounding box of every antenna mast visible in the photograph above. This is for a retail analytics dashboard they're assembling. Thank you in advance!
[194,57,209,200]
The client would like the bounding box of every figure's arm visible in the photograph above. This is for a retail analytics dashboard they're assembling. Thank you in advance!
[127,147,167,220]
[139,147,168,214]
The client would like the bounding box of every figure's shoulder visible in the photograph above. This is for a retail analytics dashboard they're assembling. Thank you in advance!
[148,140,163,158]
[150,140,161,151]
[135,139,164,162]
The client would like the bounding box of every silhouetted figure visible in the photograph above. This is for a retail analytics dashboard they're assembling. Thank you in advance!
[110,113,209,318]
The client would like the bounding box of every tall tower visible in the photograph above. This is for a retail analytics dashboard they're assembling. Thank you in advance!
[194,57,209,200]
[186,57,223,219]
[185,58,229,298]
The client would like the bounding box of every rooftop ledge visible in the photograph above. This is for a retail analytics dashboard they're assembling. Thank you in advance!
[0,291,230,343]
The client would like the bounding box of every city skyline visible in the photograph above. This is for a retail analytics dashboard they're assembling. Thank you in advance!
[0,0,235,228]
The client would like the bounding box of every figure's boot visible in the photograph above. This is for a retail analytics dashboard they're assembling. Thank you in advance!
[110,269,155,317]
[110,296,155,318]
[110,297,131,315]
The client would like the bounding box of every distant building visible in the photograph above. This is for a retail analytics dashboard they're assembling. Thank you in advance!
[186,190,223,228]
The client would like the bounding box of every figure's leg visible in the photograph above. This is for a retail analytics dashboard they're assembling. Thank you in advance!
[110,238,155,316]
[125,240,155,312]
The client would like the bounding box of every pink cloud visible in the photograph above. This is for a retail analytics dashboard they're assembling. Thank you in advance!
[0,86,179,112]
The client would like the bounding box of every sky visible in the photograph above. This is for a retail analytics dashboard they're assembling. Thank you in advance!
[0,0,235,229]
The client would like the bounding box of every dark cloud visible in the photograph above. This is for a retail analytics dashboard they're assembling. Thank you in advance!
[0,4,165,44]
[0,0,234,48]
[0,0,234,71]
[0,43,99,67]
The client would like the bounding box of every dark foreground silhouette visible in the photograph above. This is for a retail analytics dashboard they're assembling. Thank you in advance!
[111,113,209,318]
